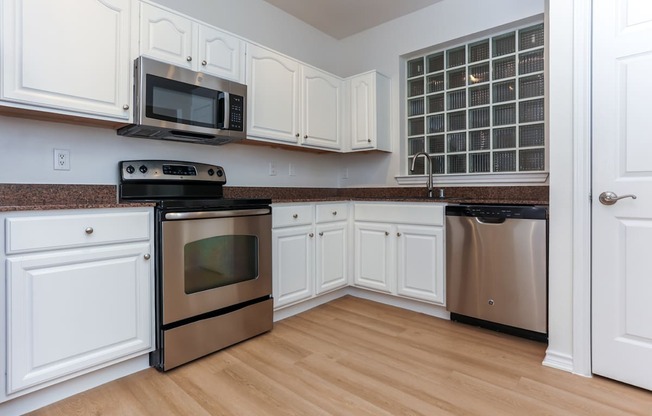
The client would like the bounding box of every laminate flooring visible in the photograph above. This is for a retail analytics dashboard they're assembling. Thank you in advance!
[29,296,652,415]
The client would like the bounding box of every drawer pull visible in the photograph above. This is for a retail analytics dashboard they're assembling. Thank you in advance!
[309,233,314,238]
[85,227,94,235]
[293,214,298,219]
[319,232,324,236]
[144,253,151,260]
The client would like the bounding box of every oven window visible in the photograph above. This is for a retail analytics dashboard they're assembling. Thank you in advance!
[184,235,258,294]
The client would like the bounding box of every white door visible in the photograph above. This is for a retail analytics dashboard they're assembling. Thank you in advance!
[592,0,652,391]
[315,222,348,294]
[1,0,132,120]
[354,222,393,293]
[272,226,313,308]
[396,225,444,304]
[302,67,342,150]
[349,73,376,150]
[140,3,195,69]
[197,25,245,82]
[246,44,301,144]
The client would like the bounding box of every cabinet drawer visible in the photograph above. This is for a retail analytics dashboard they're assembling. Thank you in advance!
[272,204,313,228]
[316,203,348,223]
[6,210,151,254]
[354,203,444,226]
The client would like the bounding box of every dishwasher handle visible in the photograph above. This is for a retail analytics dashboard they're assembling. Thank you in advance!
[476,217,506,224]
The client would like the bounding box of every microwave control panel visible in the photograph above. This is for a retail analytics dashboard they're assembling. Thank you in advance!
[229,94,244,131]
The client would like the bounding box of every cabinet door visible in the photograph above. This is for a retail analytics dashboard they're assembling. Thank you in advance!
[197,25,244,82]
[350,72,376,150]
[140,3,195,69]
[302,67,342,150]
[396,225,445,304]
[1,0,132,120]
[272,225,314,308]
[315,222,348,294]
[246,44,301,144]
[6,243,153,394]
[354,222,393,293]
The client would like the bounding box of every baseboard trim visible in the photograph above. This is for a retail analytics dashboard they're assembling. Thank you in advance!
[543,349,574,373]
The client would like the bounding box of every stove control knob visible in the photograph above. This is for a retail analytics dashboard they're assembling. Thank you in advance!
[216,169,224,177]
[139,165,148,174]
[125,165,135,174]
[207,168,215,176]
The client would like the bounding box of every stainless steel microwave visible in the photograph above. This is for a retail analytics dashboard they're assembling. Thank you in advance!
[117,57,246,145]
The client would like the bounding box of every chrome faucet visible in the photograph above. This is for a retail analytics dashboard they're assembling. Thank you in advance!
[410,152,433,198]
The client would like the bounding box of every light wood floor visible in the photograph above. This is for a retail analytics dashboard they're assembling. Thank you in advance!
[30,296,652,415]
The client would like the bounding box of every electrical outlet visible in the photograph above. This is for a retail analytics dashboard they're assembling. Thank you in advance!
[288,163,295,176]
[268,162,277,176]
[53,149,70,171]
[341,167,349,179]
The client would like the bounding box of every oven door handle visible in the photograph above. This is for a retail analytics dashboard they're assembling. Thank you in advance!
[164,208,271,220]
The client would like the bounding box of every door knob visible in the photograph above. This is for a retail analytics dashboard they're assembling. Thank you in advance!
[598,191,637,205]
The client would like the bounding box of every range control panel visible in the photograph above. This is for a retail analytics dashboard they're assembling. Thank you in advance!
[121,160,226,183]
[446,204,548,220]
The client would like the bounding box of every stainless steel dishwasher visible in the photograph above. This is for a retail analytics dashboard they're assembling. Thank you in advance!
[446,205,548,341]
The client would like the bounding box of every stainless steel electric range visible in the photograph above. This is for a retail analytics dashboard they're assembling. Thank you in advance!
[119,160,272,371]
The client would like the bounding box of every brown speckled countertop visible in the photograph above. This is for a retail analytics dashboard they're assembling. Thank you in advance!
[0,184,154,212]
[0,184,548,212]
[224,186,549,205]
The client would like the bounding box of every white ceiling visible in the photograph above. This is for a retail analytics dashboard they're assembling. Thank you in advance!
[262,0,444,39]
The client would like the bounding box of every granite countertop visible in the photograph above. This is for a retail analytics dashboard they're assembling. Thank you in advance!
[0,184,549,212]
[0,184,155,212]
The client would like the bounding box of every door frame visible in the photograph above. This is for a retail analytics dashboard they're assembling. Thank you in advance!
[543,0,592,377]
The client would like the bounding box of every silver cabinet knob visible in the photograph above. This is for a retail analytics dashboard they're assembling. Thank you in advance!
[304,135,308,139]
[201,60,207,66]
[293,214,298,219]
[367,139,372,143]
[397,232,402,237]
[144,253,151,260]
[186,56,192,62]
[122,104,129,110]
[385,231,389,236]
[488,299,495,306]
[332,211,337,216]
[309,233,314,238]
[295,133,300,138]
[599,191,637,205]
[319,232,324,236]
[85,227,94,234]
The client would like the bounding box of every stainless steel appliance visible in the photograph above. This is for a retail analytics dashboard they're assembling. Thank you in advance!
[120,160,272,371]
[445,205,548,341]
[117,57,246,145]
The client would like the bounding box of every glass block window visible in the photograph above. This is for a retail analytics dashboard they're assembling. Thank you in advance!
[406,22,545,175]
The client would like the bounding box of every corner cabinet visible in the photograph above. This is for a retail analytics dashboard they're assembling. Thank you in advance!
[272,203,348,309]
[139,3,245,82]
[348,71,391,152]
[1,0,133,121]
[0,208,154,400]
[353,202,445,304]
[246,44,343,151]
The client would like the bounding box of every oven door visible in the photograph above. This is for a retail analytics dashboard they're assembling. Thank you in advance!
[160,208,271,325]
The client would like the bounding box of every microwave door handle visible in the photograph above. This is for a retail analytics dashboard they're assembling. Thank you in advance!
[222,92,230,130]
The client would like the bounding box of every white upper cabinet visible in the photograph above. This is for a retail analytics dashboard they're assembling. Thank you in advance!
[1,0,133,120]
[348,71,391,152]
[140,3,245,82]
[302,66,343,150]
[247,44,343,151]
[246,43,301,145]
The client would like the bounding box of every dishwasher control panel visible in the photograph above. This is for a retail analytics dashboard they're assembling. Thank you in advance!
[446,204,547,220]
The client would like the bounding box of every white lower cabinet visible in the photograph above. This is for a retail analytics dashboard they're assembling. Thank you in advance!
[272,203,348,309]
[354,203,446,305]
[1,208,154,401]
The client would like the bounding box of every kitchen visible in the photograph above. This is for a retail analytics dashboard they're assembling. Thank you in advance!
[1,0,651,414]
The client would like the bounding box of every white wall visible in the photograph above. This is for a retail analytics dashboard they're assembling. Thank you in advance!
[0,0,344,186]
[337,0,546,186]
